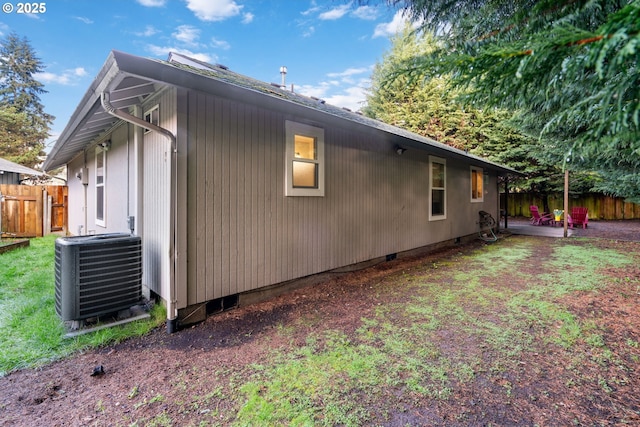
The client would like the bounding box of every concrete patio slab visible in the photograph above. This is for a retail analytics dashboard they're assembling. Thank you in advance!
[505,222,574,237]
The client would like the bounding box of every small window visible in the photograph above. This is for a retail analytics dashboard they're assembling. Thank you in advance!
[471,166,484,202]
[144,105,159,133]
[429,156,446,220]
[96,147,106,227]
[285,121,324,196]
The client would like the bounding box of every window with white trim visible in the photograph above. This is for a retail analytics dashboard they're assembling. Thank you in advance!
[285,120,325,196]
[470,166,484,202]
[144,105,159,133]
[429,156,446,220]
[96,147,106,227]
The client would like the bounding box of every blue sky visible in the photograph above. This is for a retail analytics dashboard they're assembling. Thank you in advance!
[0,0,412,151]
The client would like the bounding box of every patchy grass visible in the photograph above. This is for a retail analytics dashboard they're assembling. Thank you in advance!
[2,235,640,426]
[226,238,640,425]
[0,235,165,375]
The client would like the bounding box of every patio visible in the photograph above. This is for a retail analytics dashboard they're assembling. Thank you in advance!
[504,217,640,241]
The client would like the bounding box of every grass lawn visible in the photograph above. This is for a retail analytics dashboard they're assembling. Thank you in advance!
[0,235,164,375]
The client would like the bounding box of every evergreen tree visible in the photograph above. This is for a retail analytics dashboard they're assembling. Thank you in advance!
[0,32,53,168]
[381,0,640,201]
[363,26,575,198]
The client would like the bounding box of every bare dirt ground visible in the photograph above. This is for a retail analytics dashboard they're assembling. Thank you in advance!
[1,219,639,426]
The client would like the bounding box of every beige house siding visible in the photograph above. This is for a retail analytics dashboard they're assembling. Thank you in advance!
[65,123,134,236]
[141,88,177,300]
[184,89,499,307]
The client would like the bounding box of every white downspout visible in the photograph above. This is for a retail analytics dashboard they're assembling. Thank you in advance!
[101,92,179,333]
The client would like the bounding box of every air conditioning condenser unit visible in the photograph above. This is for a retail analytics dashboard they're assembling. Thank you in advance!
[55,233,142,322]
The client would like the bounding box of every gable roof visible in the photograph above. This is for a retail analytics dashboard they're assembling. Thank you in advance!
[0,157,44,176]
[43,50,521,176]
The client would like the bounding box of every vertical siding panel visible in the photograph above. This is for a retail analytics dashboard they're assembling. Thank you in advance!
[142,88,175,301]
[255,108,264,288]
[228,102,239,294]
[205,94,216,301]
[236,103,247,293]
[271,113,281,285]
[186,92,198,305]
[196,93,207,304]
[184,90,494,307]
[262,109,271,285]
[221,98,231,298]
[213,97,224,300]
[265,109,274,285]
[249,105,259,290]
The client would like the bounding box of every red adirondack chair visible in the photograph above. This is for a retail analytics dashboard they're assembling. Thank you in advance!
[569,207,588,229]
[529,205,553,226]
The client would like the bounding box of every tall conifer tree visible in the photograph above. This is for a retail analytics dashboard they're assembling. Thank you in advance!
[0,32,53,168]
[380,0,640,201]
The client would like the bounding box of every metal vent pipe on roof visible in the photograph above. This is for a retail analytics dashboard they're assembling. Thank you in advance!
[280,66,287,89]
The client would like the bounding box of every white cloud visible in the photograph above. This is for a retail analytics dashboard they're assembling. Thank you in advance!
[302,26,316,38]
[318,4,350,20]
[137,0,166,6]
[211,37,231,50]
[296,65,372,112]
[351,6,379,20]
[298,81,368,112]
[327,67,371,79]
[135,25,159,37]
[242,12,254,24]
[301,2,321,16]
[147,45,215,63]
[36,67,88,86]
[323,85,368,112]
[75,16,93,24]
[172,25,201,46]
[73,67,88,77]
[373,10,413,38]
[185,0,243,22]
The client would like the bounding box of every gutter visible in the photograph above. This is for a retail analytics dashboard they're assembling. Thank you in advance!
[101,91,179,334]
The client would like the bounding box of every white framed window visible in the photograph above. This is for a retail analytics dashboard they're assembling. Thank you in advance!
[285,120,325,197]
[429,156,446,221]
[144,105,159,133]
[95,147,106,227]
[470,166,484,202]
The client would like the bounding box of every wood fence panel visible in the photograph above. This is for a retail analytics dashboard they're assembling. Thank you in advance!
[0,184,42,237]
[0,184,67,237]
[503,193,640,220]
[45,185,68,232]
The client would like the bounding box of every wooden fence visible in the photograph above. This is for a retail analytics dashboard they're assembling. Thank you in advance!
[502,193,640,220]
[0,184,68,237]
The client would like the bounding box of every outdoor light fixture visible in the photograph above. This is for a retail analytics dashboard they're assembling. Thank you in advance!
[395,145,407,155]
[98,140,111,151]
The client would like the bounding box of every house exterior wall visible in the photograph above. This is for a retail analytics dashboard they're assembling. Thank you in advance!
[0,172,19,185]
[66,124,134,236]
[183,89,498,308]
[141,88,177,301]
[65,90,177,303]
[64,87,499,312]
[66,155,84,235]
